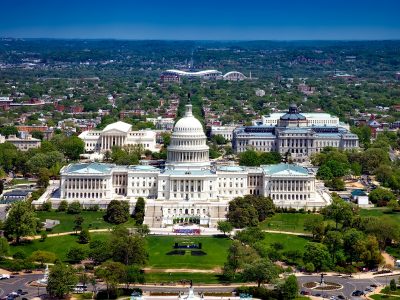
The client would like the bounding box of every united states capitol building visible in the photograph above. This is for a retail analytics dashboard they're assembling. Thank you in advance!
[55,104,331,227]
[233,104,359,162]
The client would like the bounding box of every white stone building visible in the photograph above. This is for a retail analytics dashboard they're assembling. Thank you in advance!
[58,104,330,227]
[210,125,238,141]
[78,121,158,153]
[2,134,41,151]
[235,104,358,162]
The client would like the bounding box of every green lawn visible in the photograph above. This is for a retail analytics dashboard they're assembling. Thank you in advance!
[360,208,400,221]
[9,233,109,260]
[370,294,400,300]
[147,236,232,270]
[144,272,223,284]
[261,232,310,250]
[259,213,315,233]
[36,210,136,233]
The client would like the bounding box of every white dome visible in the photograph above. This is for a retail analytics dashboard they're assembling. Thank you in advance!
[166,104,210,170]
[174,105,204,133]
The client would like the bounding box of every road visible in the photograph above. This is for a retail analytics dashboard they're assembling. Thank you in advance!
[297,274,399,299]
[1,273,399,299]
[0,274,46,299]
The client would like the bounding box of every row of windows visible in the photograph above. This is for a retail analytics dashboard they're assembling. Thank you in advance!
[67,192,103,198]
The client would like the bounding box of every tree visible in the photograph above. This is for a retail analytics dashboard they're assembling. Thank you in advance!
[303,242,331,271]
[133,197,145,225]
[109,226,148,266]
[239,150,259,166]
[322,197,355,229]
[304,262,315,273]
[57,200,68,212]
[317,165,333,180]
[89,240,111,264]
[68,201,82,214]
[41,201,52,211]
[62,135,85,160]
[136,224,150,237]
[245,195,275,222]
[95,261,126,299]
[31,130,44,140]
[105,200,130,224]
[390,279,397,291]
[0,237,9,258]
[0,180,4,195]
[29,250,57,266]
[324,231,343,263]
[280,275,299,300]
[368,188,396,206]
[223,240,260,279]
[125,265,145,287]
[79,229,91,244]
[47,262,78,298]
[73,215,84,234]
[242,258,279,287]
[227,197,259,228]
[66,246,87,263]
[303,214,325,240]
[217,221,233,236]
[4,201,37,243]
[37,168,50,188]
[343,229,366,264]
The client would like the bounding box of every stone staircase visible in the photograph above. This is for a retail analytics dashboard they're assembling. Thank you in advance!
[143,204,163,228]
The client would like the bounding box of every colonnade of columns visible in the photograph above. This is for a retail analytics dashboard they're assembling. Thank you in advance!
[170,179,204,193]
[101,135,126,150]
[270,179,314,192]
[64,178,106,190]
[168,150,208,162]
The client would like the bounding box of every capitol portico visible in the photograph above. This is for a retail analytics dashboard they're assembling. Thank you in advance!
[56,103,331,228]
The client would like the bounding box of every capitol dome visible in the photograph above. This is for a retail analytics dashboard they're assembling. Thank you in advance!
[173,105,204,133]
[166,104,210,170]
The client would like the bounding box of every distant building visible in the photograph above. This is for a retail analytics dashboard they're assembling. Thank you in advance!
[0,97,12,110]
[146,117,175,131]
[233,104,358,162]
[210,125,238,141]
[255,89,266,97]
[396,72,400,80]
[3,134,41,151]
[78,121,158,153]
[223,71,247,81]
[2,190,33,203]
[351,189,369,206]
[161,69,222,80]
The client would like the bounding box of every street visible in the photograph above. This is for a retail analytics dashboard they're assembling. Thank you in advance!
[1,273,399,300]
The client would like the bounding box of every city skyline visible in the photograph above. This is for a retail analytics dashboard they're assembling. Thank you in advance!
[1,0,400,40]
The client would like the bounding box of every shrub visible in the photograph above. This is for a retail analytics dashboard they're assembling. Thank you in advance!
[12,251,27,260]
[67,201,82,214]
[57,200,68,212]
[40,201,52,211]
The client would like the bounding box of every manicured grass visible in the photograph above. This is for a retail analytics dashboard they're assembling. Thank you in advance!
[370,294,400,300]
[360,208,400,221]
[259,213,315,233]
[147,235,232,270]
[144,272,223,284]
[9,233,109,261]
[36,210,136,233]
[260,232,310,251]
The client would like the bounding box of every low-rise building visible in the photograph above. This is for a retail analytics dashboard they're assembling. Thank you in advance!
[210,125,238,141]
[4,134,41,151]
[78,121,158,153]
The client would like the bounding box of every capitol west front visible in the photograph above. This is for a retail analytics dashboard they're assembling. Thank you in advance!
[57,104,330,227]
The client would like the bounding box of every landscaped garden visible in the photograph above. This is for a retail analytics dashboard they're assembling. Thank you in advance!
[147,235,232,269]
[36,210,136,233]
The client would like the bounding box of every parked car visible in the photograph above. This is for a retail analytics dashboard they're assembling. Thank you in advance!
[352,290,364,297]
[300,291,310,295]
[0,274,10,280]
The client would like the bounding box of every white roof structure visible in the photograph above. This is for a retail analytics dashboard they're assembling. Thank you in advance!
[103,121,132,132]
[165,69,222,77]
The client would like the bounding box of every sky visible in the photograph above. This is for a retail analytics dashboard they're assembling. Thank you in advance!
[0,0,399,40]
